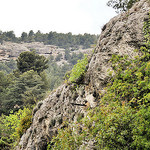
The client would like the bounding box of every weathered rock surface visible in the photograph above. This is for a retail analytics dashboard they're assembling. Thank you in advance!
[0,42,92,65]
[86,0,150,91]
[17,84,90,150]
[17,0,150,149]
[0,42,57,61]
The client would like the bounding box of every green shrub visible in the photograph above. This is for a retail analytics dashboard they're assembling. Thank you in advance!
[49,103,150,150]
[82,103,150,149]
[16,115,32,138]
[0,107,32,148]
[68,55,88,83]
[104,51,150,107]
[47,125,84,150]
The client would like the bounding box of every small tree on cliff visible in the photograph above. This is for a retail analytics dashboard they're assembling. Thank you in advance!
[16,51,48,74]
[107,0,139,13]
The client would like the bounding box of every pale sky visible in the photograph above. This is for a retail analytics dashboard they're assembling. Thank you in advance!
[0,0,117,37]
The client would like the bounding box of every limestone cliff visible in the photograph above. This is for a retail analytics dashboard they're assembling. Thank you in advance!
[17,0,150,149]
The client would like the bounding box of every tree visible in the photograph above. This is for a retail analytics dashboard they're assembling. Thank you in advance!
[16,51,48,74]
[15,70,47,104]
[5,70,48,107]
[28,30,35,42]
[0,71,16,115]
[107,0,139,13]
[28,30,34,37]
[21,32,28,42]
[35,30,45,42]
[64,49,71,60]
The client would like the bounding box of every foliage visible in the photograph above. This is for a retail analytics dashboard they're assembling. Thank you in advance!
[69,52,84,65]
[0,59,17,74]
[0,70,48,115]
[0,52,49,115]
[83,103,150,149]
[47,125,84,150]
[103,51,150,107]
[64,49,84,65]
[0,48,85,115]
[12,70,48,104]
[46,59,72,90]
[48,15,150,150]
[48,103,150,150]
[0,31,17,43]
[16,51,48,74]
[68,55,88,83]
[107,0,139,13]
[0,107,32,149]
[0,71,16,115]
[0,30,98,49]
[49,47,150,149]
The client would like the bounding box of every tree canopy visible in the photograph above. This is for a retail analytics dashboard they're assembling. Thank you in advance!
[16,51,48,74]
[0,30,97,49]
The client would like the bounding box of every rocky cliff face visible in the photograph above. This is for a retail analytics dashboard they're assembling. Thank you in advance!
[85,0,149,92]
[17,0,150,149]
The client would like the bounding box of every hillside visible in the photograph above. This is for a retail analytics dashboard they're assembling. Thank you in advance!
[0,0,149,149]
[13,0,150,149]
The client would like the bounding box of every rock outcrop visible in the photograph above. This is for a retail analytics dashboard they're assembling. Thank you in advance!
[0,42,57,61]
[0,42,91,65]
[17,0,150,149]
[85,0,150,91]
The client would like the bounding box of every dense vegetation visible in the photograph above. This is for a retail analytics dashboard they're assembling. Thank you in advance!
[0,30,97,49]
[0,49,85,115]
[0,107,32,149]
[0,59,17,74]
[16,51,48,74]
[47,12,150,150]
[0,51,49,115]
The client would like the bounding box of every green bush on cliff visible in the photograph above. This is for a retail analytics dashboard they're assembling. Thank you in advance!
[103,49,150,107]
[68,54,88,83]
[47,127,84,150]
[84,103,150,149]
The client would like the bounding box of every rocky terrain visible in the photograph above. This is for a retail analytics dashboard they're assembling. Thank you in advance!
[16,0,150,149]
[0,41,92,65]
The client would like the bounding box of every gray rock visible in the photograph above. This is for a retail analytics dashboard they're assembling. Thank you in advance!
[85,0,150,91]
[0,41,92,64]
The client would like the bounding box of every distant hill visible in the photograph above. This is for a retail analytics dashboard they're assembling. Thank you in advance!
[0,30,98,49]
